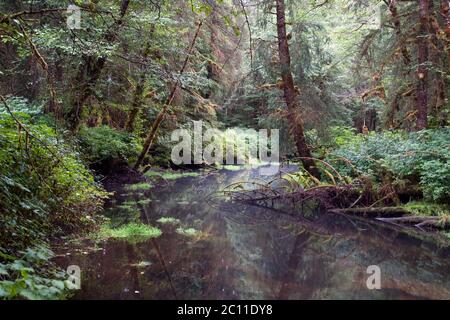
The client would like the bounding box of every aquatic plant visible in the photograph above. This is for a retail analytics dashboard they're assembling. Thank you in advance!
[129,261,152,268]
[98,223,162,242]
[124,182,153,191]
[144,171,200,180]
[176,227,201,237]
[157,217,181,225]
[137,199,152,206]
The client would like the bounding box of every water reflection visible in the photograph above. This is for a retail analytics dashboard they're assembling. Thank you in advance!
[55,166,450,300]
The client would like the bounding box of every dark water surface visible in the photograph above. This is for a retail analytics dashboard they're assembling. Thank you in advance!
[55,166,450,300]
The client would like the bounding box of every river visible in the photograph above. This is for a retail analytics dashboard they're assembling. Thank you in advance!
[55,165,450,299]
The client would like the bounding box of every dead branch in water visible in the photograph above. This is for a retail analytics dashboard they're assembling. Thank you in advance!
[329,207,409,218]
[223,177,450,233]
[377,216,450,230]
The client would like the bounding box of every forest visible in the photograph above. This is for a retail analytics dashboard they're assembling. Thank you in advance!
[0,0,449,300]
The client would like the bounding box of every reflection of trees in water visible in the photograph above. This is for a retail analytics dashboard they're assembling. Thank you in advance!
[221,200,450,299]
[58,168,450,299]
[221,204,337,299]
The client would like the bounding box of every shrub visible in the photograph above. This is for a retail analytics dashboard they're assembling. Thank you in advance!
[328,127,450,202]
[0,110,108,249]
[77,125,141,164]
[0,97,108,299]
[0,246,73,300]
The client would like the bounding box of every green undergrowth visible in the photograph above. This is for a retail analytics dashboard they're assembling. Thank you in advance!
[0,98,108,299]
[0,246,75,300]
[402,201,450,217]
[326,127,450,203]
[77,125,141,165]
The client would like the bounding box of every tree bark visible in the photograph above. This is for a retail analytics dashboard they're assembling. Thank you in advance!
[416,0,429,130]
[133,21,203,170]
[275,0,320,179]
[387,0,411,65]
[442,0,450,62]
[386,90,401,129]
[66,0,131,132]
[125,72,146,132]
[124,41,154,132]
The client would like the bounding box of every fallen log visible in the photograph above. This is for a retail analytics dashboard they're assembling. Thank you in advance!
[377,216,449,230]
[329,207,409,218]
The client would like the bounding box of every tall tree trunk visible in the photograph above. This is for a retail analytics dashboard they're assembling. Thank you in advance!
[429,0,448,126]
[388,0,411,66]
[416,0,429,130]
[275,0,320,179]
[442,0,450,62]
[66,0,131,132]
[133,21,203,170]
[386,92,400,129]
[125,71,146,132]
[125,41,153,132]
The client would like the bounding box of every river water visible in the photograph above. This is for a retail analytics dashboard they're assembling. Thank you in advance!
[55,166,450,299]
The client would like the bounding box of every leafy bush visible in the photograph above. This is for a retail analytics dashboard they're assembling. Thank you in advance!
[0,97,108,299]
[77,125,141,164]
[0,109,108,249]
[0,246,74,300]
[328,128,450,202]
[402,201,449,217]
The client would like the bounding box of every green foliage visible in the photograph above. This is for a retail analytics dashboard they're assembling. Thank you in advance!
[0,98,107,298]
[0,246,72,300]
[329,126,362,148]
[137,199,152,205]
[124,182,153,191]
[0,99,108,251]
[403,201,450,217]
[329,128,450,202]
[77,126,141,164]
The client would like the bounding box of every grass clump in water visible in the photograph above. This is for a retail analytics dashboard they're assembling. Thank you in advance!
[218,165,245,171]
[176,227,200,237]
[144,171,200,180]
[129,261,152,268]
[98,222,161,242]
[157,217,181,225]
[176,226,210,241]
[124,182,152,191]
[137,199,152,205]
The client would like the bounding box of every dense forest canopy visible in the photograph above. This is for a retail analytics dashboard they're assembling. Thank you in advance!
[0,0,448,300]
